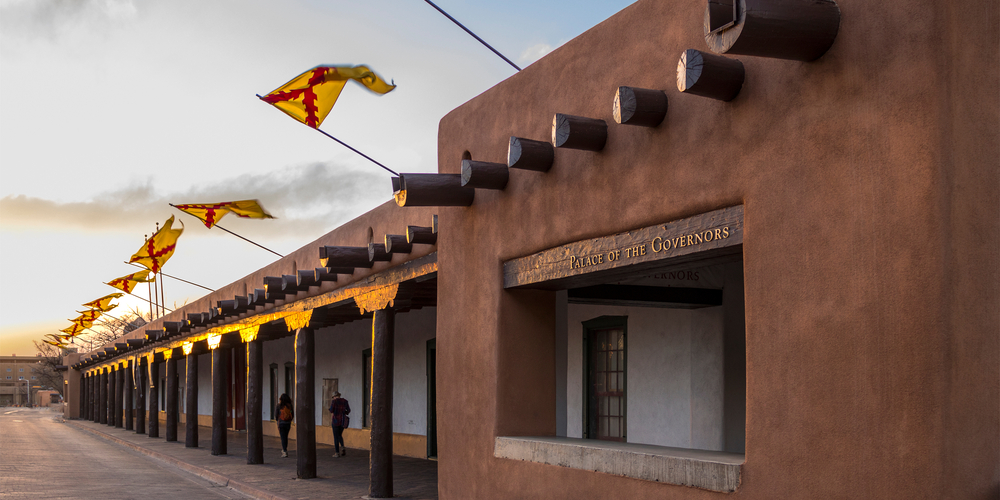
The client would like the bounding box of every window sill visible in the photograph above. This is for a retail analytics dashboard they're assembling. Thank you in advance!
[494,436,743,493]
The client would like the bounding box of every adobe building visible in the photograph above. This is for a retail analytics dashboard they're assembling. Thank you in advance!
[62,0,997,498]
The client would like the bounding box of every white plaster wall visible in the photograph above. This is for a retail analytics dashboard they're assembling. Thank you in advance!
[565,303,724,451]
[261,307,437,435]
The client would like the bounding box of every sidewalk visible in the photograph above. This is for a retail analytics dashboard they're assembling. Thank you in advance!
[66,419,438,500]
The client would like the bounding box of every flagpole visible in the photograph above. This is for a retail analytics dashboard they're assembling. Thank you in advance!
[147,280,154,320]
[124,261,215,292]
[169,203,285,258]
[312,127,399,176]
[160,270,166,317]
[422,0,522,71]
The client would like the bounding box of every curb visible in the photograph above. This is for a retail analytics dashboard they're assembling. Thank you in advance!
[66,421,292,500]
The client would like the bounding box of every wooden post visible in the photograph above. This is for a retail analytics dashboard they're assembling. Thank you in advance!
[384,235,413,254]
[704,0,841,61]
[677,49,745,101]
[320,246,375,269]
[124,360,134,431]
[136,358,146,435]
[613,86,668,127]
[186,352,199,448]
[148,358,160,438]
[79,374,86,419]
[552,113,608,151]
[98,371,106,423]
[246,337,264,464]
[166,357,178,442]
[294,327,316,479]
[393,173,474,207]
[508,137,554,172]
[212,345,228,455]
[111,366,120,427]
[461,160,509,190]
[370,307,395,498]
[84,374,90,420]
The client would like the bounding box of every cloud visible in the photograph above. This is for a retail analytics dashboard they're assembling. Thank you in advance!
[0,162,389,237]
[0,0,138,41]
[519,42,555,64]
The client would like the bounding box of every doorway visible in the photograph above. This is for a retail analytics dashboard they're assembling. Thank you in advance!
[426,338,437,458]
[584,316,627,442]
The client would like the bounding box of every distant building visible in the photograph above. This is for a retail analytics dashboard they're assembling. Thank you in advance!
[0,355,44,406]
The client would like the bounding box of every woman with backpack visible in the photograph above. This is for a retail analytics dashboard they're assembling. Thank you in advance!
[276,393,294,458]
[328,391,350,457]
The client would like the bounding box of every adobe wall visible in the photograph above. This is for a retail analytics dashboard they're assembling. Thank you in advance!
[434,0,998,498]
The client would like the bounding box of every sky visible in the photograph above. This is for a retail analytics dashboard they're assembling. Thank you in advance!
[0,0,636,355]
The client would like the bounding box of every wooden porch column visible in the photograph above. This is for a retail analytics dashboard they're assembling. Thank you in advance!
[186,351,199,448]
[136,358,146,435]
[148,358,160,438]
[295,327,316,479]
[124,360,134,431]
[166,356,178,442]
[246,336,264,464]
[116,365,125,428]
[370,307,396,498]
[211,343,228,455]
[96,371,103,423]
[79,374,87,418]
[82,375,90,420]
[108,366,118,426]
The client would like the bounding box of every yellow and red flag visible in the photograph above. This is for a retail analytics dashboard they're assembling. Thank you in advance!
[68,316,95,329]
[60,324,85,336]
[129,216,183,273]
[106,270,155,294]
[43,339,67,348]
[260,65,395,128]
[74,309,102,322]
[82,293,124,312]
[173,200,275,229]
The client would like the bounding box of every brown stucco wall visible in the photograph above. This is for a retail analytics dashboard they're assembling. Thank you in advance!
[434,0,998,498]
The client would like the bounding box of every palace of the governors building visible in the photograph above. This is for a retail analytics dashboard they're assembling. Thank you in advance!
[57,0,998,498]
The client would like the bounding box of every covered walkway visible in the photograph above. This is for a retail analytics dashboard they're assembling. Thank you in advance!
[67,418,438,500]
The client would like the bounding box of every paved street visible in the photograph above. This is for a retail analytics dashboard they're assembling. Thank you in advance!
[0,407,249,499]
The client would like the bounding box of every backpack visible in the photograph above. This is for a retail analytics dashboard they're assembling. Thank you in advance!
[279,405,293,422]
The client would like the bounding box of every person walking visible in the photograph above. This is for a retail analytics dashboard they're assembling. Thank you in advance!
[328,391,350,457]
[276,393,294,458]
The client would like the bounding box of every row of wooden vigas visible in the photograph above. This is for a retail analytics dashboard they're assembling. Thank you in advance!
[72,217,439,373]
[390,0,841,209]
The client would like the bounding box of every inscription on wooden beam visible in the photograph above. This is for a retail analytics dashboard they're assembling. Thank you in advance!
[503,205,743,289]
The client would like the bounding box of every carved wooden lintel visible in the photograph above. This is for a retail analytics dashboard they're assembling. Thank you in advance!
[394,173,474,207]
[614,86,668,127]
[284,310,314,332]
[677,49,744,101]
[508,137,554,172]
[504,205,744,289]
[354,283,400,314]
[704,0,840,61]
[552,113,608,151]
[461,160,509,190]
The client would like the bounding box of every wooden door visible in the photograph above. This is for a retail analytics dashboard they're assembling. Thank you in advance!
[585,317,627,442]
